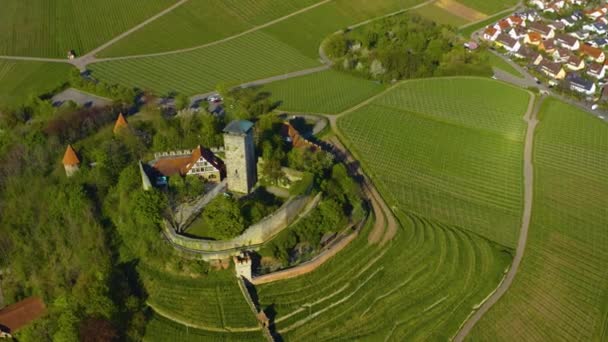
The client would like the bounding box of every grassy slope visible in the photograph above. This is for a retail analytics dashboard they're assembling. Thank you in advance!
[0,0,176,58]
[482,51,525,78]
[459,11,509,38]
[338,78,530,248]
[0,60,73,109]
[257,213,511,340]
[469,98,608,341]
[262,70,386,114]
[412,3,470,27]
[456,0,518,15]
[89,31,319,96]
[99,0,324,57]
[139,265,259,330]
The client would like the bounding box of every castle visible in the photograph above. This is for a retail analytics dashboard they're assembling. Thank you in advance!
[222,120,257,194]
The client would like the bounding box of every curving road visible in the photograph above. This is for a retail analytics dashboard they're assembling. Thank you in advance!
[453,94,542,341]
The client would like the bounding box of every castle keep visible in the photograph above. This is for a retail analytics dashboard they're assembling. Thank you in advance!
[223,120,257,194]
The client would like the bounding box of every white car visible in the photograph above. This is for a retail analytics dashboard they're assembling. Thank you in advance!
[591,104,599,110]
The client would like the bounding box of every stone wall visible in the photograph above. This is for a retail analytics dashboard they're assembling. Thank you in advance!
[162,194,315,259]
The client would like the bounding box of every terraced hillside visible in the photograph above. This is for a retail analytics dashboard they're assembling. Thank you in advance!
[0,0,176,57]
[89,32,319,95]
[138,265,259,331]
[263,70,386,114]
[98,0,324,57]
[0,60,73,108]
[338,77,530,248]
[144,314,263,342]
[257,211,511,340]
[469,99,608,341]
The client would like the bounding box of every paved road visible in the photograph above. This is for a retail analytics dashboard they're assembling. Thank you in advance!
[51,88,113,108]
[453,94,541,341]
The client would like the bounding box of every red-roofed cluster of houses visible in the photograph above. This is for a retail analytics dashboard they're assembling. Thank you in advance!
[483,0,608,97]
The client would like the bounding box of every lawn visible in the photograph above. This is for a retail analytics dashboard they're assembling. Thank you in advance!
[0,60,73,109]
[459,11,509,38]
[261,70,386,114]
[456,0,518,15]
[257,210,511,340]
[469,98,608,341]
[482,51,525,78]
[138,264,259,330]
[88,31,320,96]
[98,0,324,57]
[338,78,530,248]
[0,0,176,58]
[144,313,264,342]
[412,3,470,27]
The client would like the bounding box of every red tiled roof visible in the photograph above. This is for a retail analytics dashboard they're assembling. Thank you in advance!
[62,144,80,166]
[152,146,223,177]
[113,113,128,133]
[581,44,604,59]
[0,297,46,333]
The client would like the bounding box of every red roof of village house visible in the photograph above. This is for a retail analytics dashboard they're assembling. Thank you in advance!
[527,32,542,43]
[581,44,604,59]
[62,144,80,166]
[113,113,129,133]
[509,15,523,26]
[498,19,511,30]
[0,297,46,333]
[152,146,223,177]
[484,27,498,37]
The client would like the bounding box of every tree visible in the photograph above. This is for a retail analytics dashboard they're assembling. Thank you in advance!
[174,94,190,111]
[202,196,245,239]
[324,34,348,58]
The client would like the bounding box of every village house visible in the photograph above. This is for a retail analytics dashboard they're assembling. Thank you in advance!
[566,55,585,71]
[553,48,572,63]
[495,33,521,53]
[524,32,542,45]
[580,44,606,63]
[566,73,597,95]
[583,22,607,34]
[483,27,500,41]
[587,62,606,79]
[589,38,608,48]
[539,60,566,79]
[517,47,544,65]
[507,15,525,27]
[540,39,557,53]
[510,26,528,40]
[555,34,580,51]
[528,22,555,39]
[494,19,512,32]
[570,30,589,40]
[151,145,224,183]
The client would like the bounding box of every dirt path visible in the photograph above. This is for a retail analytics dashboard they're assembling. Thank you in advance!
[453,93,541,341]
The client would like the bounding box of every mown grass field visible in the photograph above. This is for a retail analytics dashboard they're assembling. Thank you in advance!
[144,314,263,342]
[99,0,324,57]
[89,31,319,96]
[257,211,511,340]
[138,264,259,330]
[0,0,176,58]
[412,3,470,27]
[469,99,608,341]
[456,0,518,15]
[482,51,524,78]
[338,78,530,248]
[0,60,73,109]
[262,70,385,114]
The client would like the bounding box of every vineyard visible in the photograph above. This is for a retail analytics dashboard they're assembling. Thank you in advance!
[98,0,324,57]
[262,70,385,114]
[338,78,530,248]
[257,211,511,340]
[138,265,259,330]
[412,2,470,27]
[469,99,608,341]
[89,31,319,96]
[0,60,73,108]
[0,0,176,58]
[144,314,263,342]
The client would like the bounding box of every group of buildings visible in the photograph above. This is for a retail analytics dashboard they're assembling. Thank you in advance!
[483,0,608,97]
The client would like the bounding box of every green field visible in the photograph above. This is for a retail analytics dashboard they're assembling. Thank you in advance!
[139,265,258,330]
[0,0,176,58]
[456,0,518,15]
[262,70,385,114]
[144,314,263,342]
[470,99,608,341]
[338,78,530,248]
[412,3,470,27]
[89,31,319,96]
[459,12,508,38]
[261,0,425,59]
[257,211,511,340]
[0,60,73,109]
[482,51,524,78]
[99,0,324,57]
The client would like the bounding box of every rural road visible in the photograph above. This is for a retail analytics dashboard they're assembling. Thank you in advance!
[453,94,542,341]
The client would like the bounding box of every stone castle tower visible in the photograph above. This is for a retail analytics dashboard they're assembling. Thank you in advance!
[223,120,257,194]
[233,252,252,281]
